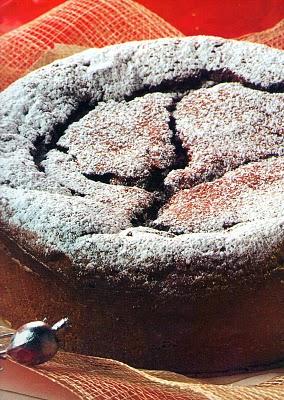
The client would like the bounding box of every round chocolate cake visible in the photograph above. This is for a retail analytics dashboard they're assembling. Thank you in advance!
[0,36,284,375]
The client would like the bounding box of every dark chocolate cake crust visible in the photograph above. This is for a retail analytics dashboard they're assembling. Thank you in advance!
[1,36,284,300]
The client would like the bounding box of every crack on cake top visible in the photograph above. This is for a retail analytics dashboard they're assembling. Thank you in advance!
[34,81,284,236]
[153,156,284,235]
[1,37,284,239]
[38,89,192,231]
[1,37,284,295]
[32,101,93,172]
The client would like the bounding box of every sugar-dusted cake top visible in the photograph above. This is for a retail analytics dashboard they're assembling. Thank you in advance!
[0,36,284,296]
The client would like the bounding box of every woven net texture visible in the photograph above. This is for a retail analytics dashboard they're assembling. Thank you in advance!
[0,0,284,91]
[1,0,284,398]
[1,348,284,400]
[241,18,284,49]
[0,0,182,91]
[36,352,284,400]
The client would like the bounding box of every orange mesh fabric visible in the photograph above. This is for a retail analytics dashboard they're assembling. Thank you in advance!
[241,19,284,49]
[1,351,284,400]
[0,0,182,91]
[39,353,284,400]
[0,0,283,91]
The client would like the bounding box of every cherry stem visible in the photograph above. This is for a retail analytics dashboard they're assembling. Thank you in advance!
[0,333,14,339]
[51,317,69,332]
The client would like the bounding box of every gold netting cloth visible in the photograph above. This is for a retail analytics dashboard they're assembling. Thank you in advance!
[0,0,182,91]
[1,348,284,400]
[31,353,284,400]
[1,1,284,398]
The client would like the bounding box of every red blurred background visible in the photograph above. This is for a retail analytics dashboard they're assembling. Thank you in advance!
[0,0,283,37]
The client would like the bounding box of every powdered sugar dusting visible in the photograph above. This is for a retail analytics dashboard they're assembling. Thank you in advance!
[57,93,175,185]
[0,37,284,294]
[165,83,284,191]
[154,157,284,234]
[0,185,154,250]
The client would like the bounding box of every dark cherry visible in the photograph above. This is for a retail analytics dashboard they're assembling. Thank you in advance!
[0,317,69,366]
